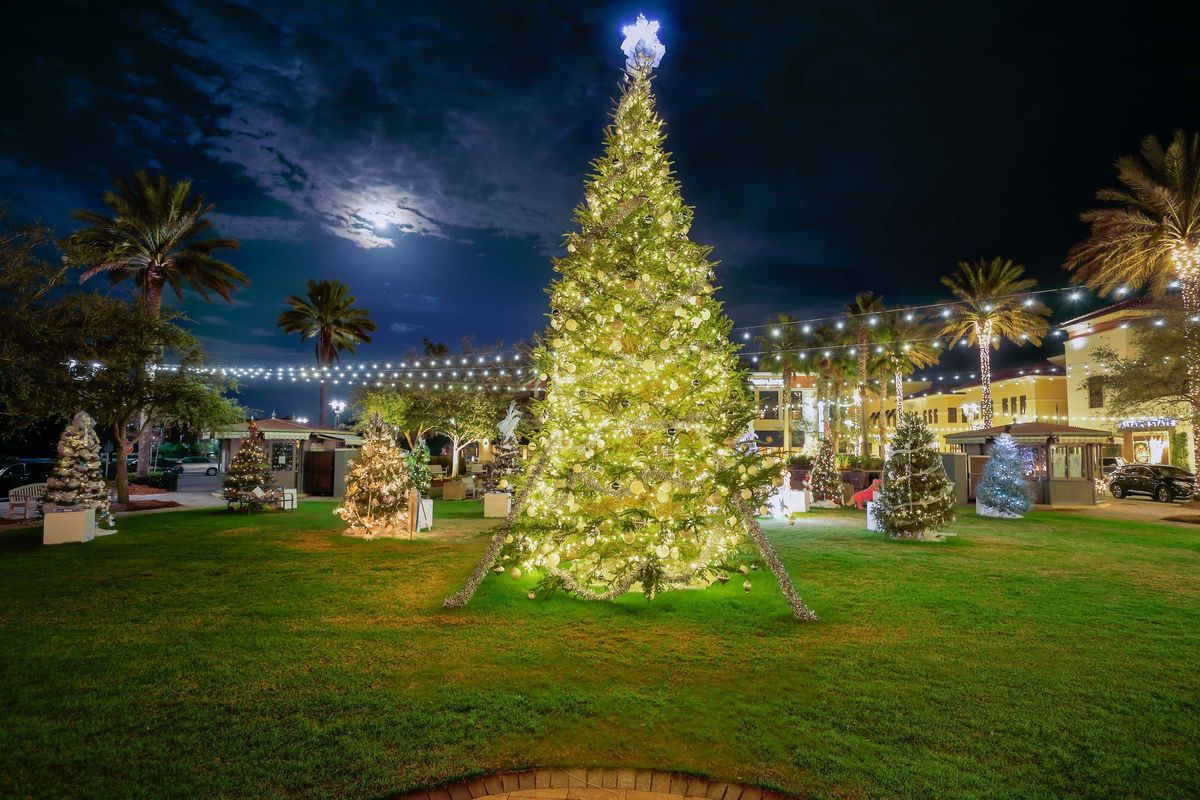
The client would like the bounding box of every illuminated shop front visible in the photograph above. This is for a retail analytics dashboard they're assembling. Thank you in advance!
[1117,418,1176,465]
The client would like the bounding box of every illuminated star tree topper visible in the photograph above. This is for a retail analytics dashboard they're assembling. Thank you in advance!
[621,13,666,72]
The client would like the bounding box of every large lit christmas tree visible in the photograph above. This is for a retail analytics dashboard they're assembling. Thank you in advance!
[873,412,956,539]
[975,433,1031,518]
[43,411,116,530]
[222,421,278,512]
[807,437,841,507]
[444,16,817,620]
[336,414,413,537]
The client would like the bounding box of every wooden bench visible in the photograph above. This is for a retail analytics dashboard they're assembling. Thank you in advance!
[7,482,47,519]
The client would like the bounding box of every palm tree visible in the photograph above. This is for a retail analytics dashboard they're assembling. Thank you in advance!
[278,279,377,426]
[846,292,886,456]
[810,324,853,451]
[885,311,941,415]
[755,315,807,452]
[940,258,1051,427]
[69,171,247,314]
[1065,130,1200,471]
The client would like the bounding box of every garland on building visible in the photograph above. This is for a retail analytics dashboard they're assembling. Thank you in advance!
[43,411,116,530]
[874,412,956,539]
[336,413,413,537]
[975,433,1031,518]
[443,17,817,620]
[222,420,278,512]
[485,402,523,493]
[807,437,841,507]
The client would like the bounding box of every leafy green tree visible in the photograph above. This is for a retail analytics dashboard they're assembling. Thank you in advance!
[277,279,376,426]
[0,216,81,432]
[1065,130,1200,471]
[434,387,506,477]
[77,301,240,502]
[1088,299,1194,435]
[354,387,437,448]
[940,258,1051,427]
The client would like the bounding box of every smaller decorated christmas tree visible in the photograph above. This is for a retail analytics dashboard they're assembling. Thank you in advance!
[336,413,413,537]
[485,402,523,493]
[222,420,277,512]
[808,437,841,507]
[406,440,432,497]
[43,411,116,530]
[874,412,956,539]
[975,433,1031,518]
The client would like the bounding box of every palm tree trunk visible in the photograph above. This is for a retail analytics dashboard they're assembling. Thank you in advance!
[115,429,130,504]
[894,367,904,416]
[136,278,165,477]
[877,365,888,453]
[858,330,869,456]
[319,378,329,427]
[979,320,994,427]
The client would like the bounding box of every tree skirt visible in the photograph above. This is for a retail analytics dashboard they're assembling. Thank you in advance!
[977,503,1022,519]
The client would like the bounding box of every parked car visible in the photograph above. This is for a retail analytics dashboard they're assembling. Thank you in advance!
[1108,464,1196,502]
[1100,456,1126,477]
[169,456,219,475]
[0,460,52,495]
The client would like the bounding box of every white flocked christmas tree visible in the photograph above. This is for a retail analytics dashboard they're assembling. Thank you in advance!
[873,412,956,540]
[43,411,116,530]
[975,433,1031,518]
[443,16,817,620]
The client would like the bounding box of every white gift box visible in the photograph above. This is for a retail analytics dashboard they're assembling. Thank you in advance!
[483,492,512,519]
[44,508,96,545]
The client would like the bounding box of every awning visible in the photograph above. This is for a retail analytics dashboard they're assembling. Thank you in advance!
[321,433,364,446]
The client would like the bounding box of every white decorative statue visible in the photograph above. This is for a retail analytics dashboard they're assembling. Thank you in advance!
[497,402,521,443]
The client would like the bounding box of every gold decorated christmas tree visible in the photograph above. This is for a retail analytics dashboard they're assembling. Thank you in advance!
[445,16,817,620]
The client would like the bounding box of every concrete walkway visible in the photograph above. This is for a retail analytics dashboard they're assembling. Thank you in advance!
[394,769,790,800]
[1046,496,1200,527]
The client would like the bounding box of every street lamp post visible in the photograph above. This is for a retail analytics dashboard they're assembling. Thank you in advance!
[329,400,346,427]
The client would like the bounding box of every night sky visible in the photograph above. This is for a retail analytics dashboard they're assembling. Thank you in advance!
[3,0,1198,419]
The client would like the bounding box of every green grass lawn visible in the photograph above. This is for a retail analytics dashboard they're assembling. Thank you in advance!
[1,502,1197,799]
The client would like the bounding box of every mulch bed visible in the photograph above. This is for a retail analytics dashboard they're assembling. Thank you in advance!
[128,484,168,495]
[111,500,182,512]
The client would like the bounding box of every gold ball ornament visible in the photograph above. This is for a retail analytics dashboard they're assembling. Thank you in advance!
[743,580,752,593]
[503,533,514,544]
[509,567,522,580]
[527,591,537,600]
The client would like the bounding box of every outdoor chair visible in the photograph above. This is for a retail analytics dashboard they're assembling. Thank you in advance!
[7,482,47,520]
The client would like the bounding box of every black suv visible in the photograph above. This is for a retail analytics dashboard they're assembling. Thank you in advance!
[1108,464,1196,502]
[0,460,52,495]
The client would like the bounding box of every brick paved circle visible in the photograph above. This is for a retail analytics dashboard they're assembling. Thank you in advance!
[391,768,794,800]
